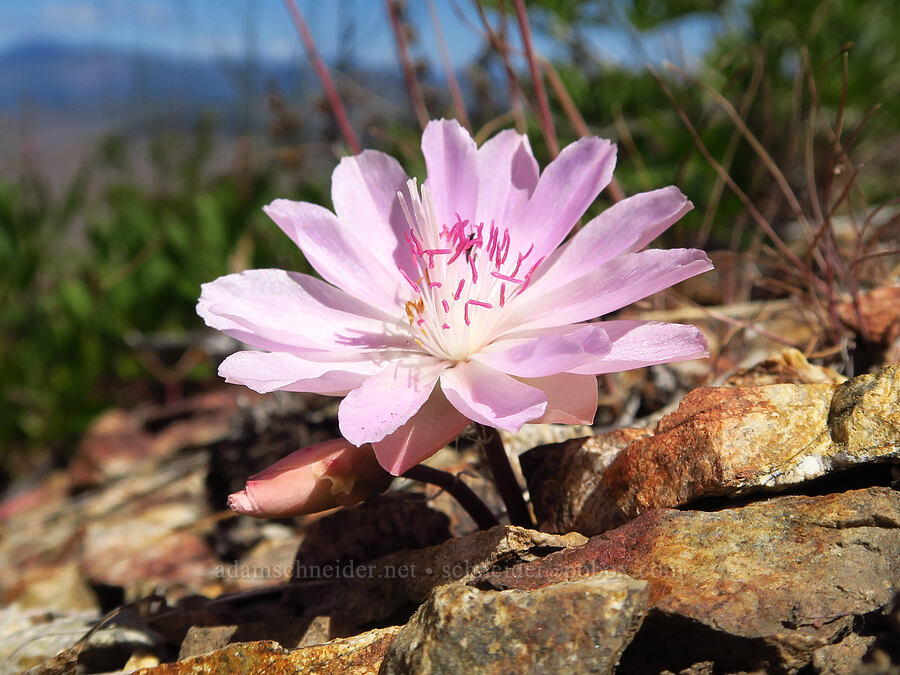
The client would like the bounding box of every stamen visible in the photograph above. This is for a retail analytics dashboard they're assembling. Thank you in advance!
[496,229,510,266]
[490,271,524,284]
[429,281,442,289]
[405,230,423,256]
[400,268,421,293]
[512,243,534,277]
[442,299,450,313]
[487,222,498,261]
[464,299,493,326]
[518,256,546,293]
[442,323,450,330]
[500,284,507,307]
[425,248,452,268]
[469,256,478,284]
[454,279,465,300]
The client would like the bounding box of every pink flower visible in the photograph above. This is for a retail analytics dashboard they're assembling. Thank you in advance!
[227,439,393,518]
[199,119,712,476]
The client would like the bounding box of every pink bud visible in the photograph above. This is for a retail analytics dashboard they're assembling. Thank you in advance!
[227,439,393,518]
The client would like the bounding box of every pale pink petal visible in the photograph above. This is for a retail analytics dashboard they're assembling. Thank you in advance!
[524,373,598,425]
[440,360,546,432]
[339,357,449,446]
[219,350,381,395]
[474,129,539,228]
[264,199,402,310]
[499,248,713,333]
[198,269,410,353]
[531,186,693,292]
[422,119,478,228]
[228,439,393,517]
[331,150,419,280]
[372,389,470,475]
[516,138,617,259]
[472,324,610,378]
[568,321,709,374]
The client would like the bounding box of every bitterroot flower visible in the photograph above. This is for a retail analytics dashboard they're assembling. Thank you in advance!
[199,119,712,476]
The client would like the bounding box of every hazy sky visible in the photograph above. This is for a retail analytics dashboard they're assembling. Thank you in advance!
[0,0,724,69]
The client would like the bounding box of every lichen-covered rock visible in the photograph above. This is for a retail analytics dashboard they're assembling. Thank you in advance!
[382,572,648,675]
[475,487,900,673]
[135,628,400,675]
[524,366,900,535]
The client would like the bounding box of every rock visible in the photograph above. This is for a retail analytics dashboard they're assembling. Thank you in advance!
[286,525,587,627]
[7,562,98,612]
[0,606,159,674]
[227,525,302,591]
[135,627,401,675]
[475,487,900,673]
[838,286,900,344]
[520,428,652,534]
[721,348,846,386]
[80,457,221,601]
[524,367,900,535]
[177,615,359,659]
[500,423,594,456]
[293,492,452,575]
[812,633,875,675]
[70,390,254,488]
[381,571,648,674]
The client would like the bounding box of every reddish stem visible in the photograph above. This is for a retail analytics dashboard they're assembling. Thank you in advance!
[403,464,499,530]
[426,0,470,129]
[385,0,430,131]
[282,0,361,155]
[513,0,558,157]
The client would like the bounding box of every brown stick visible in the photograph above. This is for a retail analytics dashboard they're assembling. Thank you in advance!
[283,0,360,154]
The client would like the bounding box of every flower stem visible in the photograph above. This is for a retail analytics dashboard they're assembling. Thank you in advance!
[402,465,499,530]
[475,424,535,529]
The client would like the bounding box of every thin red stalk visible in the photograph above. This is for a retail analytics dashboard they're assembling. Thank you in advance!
[475,424,534,528]
[403,464,499,530]
[541,58,625,202]
[664,61,813,237]
[426,0,470,129]
[282,0,360,155]
[385,0,429,131]
[513,0,558,156]
[473,0,527,133]
[649,66,816,287]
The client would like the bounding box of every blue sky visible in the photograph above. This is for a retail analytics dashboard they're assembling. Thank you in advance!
[0,0,725,69]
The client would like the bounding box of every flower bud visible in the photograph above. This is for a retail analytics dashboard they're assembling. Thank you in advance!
[227,439,393,518]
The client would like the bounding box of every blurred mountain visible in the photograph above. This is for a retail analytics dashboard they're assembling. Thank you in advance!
[0,39,310,113]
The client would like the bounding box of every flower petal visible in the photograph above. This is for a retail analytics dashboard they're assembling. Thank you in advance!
[524,373,598,425]
[228,439,392,518]
[339,357,449,446]
[331,150,419,280]
[263,199,402,310]
[531,186,693,293]
[500,248,713,333]
[440,360,547,432]
[475,129,539,228]
[219,350,380,395]
[422,118,478,228]
[568,321,709,374]
[198,269,410,353]
[516,137,617,259]
[472,324,611,378]
[371,389,470,475]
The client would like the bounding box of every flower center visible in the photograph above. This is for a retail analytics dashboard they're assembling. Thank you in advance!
[397,179,544,362]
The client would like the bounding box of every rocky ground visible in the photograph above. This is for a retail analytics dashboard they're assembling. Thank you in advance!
[1,286,899,674]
